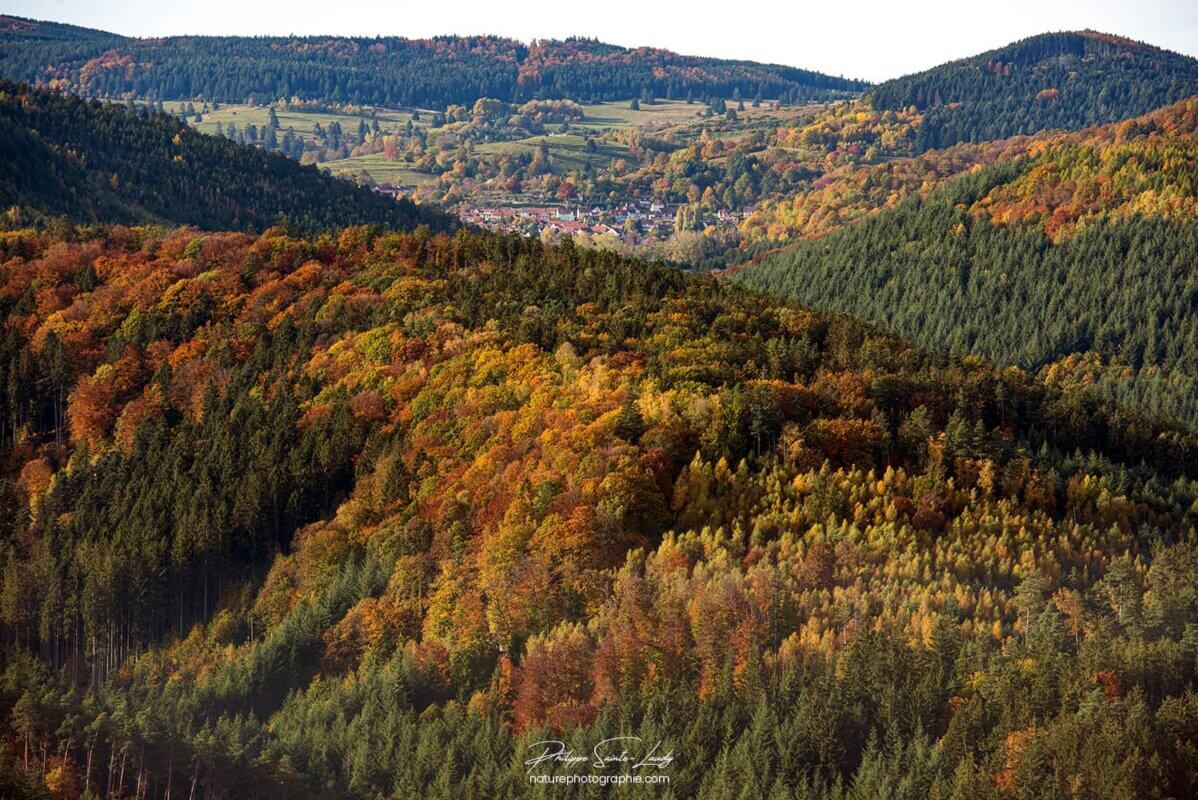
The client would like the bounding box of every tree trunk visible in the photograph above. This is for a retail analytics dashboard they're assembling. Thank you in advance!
[137,746,146,800]
[165,746,174,800]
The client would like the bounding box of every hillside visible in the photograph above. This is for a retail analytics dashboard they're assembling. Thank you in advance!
[741,93,1198,244]
[739,121,1032,245]
[0,79,450,231]
[869,31,1198,150]
[0,223,1195,798]
[736,33,1198,248]
[734,97,1198,428]
[0,16,867,107]
[0,16,1197,800]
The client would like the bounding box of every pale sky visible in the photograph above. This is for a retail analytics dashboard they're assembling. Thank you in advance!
[9,0,1198,83]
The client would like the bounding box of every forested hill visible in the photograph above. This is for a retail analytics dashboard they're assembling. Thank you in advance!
[0,223,1195,798]
[741,94,1198,244]
[869,31,1198,150]
[735,96,1198,429]
[0,79,451,232]
[0,15,867,107]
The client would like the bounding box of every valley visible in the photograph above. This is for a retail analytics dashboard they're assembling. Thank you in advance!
[0,10,1196,800]
[160,94,836,259]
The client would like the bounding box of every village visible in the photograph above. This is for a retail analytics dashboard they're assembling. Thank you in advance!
[451,196,753,245]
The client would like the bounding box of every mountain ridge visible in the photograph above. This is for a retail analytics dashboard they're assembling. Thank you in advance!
[868,30,1198,149]
[0,15,868,108]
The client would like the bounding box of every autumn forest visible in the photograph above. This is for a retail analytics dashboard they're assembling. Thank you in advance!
[0,10,1196,800]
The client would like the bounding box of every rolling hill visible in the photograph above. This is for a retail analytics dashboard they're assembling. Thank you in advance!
[869,31,1198,150]
[0,20,1197,800]
[738,31,1198,247]
[734,97,1198,428]
[0,78,450,231]
[0,222,1194,799]
[0,15,867,108]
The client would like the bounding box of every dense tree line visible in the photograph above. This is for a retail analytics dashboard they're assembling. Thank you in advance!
[736,136,1198,430]
[869,31,1198,150]
[516,38,866,104]
[0,80,451,232]
[0,224,1193,797]
[0,17,866,109]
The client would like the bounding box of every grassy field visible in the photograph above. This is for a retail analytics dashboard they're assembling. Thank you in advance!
[166,97,830,140]
[164,102,430,138]
[475,133,633,169]
[170,99,736,137]
[319,153,431,186]
[165,96,838,188]
[575,100,705,129]
[322,133,634,186]
[574,99,834,143]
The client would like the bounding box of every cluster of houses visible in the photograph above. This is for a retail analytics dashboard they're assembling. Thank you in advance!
[457,199,685,243]
[377,184,755,244]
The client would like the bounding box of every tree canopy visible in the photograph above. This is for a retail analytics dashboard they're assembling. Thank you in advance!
[0,223,1194,798]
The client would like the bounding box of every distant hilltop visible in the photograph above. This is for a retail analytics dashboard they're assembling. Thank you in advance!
[0,15,869,108]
